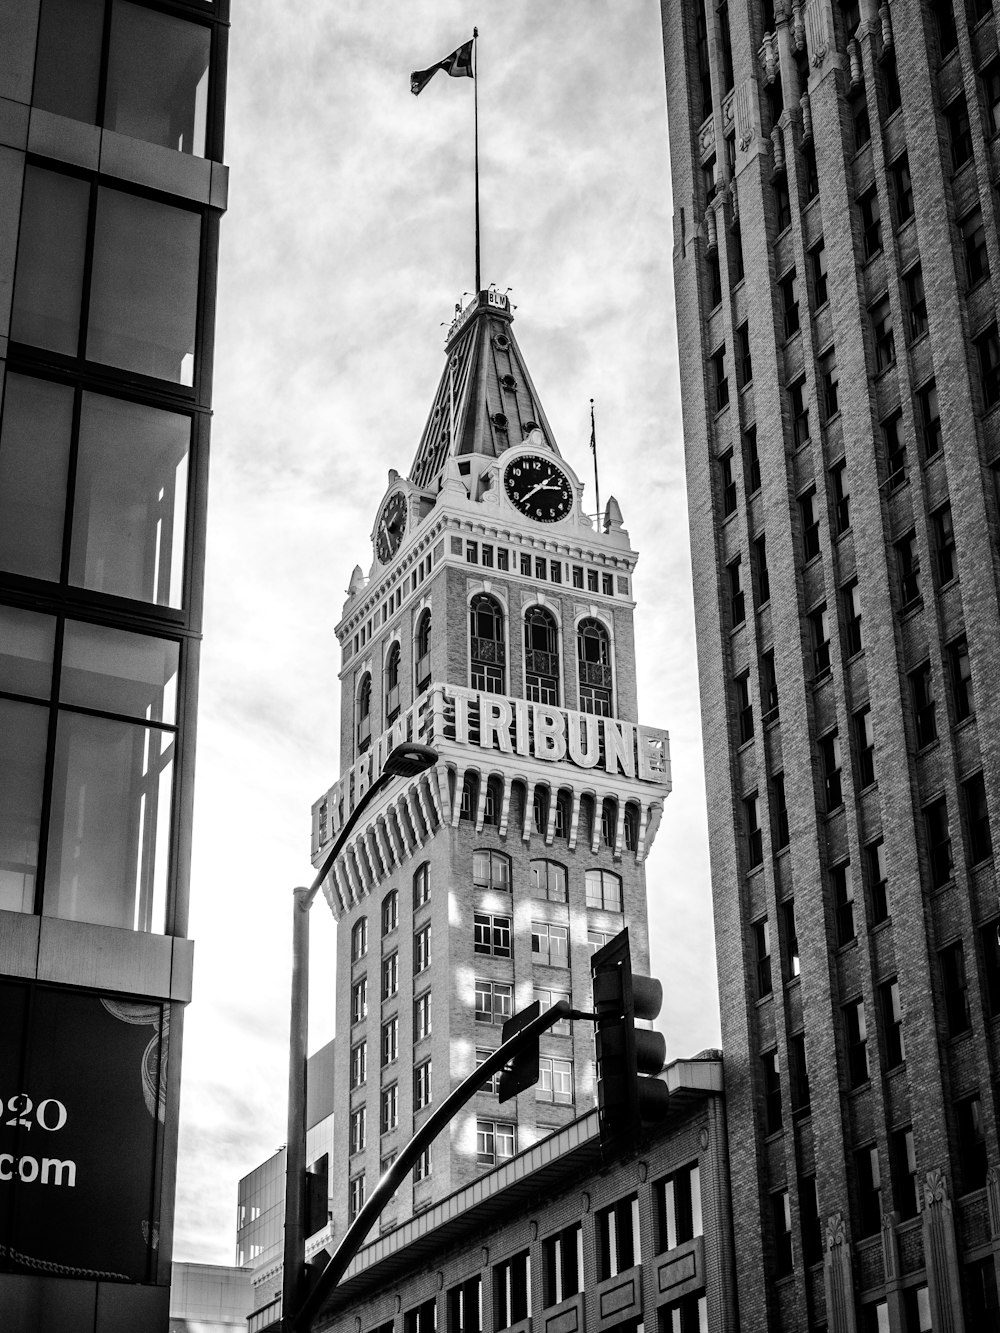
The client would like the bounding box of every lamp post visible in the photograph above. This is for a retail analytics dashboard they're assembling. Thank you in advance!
[281,742,438,1331]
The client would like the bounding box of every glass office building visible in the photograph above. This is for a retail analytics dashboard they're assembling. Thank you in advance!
[0,2,228,1326]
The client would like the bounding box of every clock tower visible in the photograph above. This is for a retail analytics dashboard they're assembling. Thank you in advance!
[311,288,671,1237]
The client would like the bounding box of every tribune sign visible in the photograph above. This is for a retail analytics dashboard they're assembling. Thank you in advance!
[0,982,165,1282]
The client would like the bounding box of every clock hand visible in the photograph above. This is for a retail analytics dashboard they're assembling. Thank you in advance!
[521,479,556,501]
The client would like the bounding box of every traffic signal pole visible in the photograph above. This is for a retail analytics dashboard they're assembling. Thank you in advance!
[292,998,591,1331]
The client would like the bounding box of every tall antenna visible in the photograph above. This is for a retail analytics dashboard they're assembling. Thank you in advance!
[473,28,481,293]
[590,398,602,525]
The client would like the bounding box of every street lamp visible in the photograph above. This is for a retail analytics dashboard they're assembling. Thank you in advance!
[281,741,438,1330]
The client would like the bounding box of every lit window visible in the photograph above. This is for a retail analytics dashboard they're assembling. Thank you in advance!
[538,1056,573,1104]
[531,921,569,967]
[585,869,623,912]
[475,979,513,1025]
[477,1118,516,1166]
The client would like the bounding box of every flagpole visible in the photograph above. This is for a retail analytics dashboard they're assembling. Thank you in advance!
[590,398,602,526]
[473,27,481,294]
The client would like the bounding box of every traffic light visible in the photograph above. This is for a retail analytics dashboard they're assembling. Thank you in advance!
[498,1001,541,1101]
[591,927,669,1147]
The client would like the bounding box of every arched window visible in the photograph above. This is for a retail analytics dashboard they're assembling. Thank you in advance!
[585,868,623,913]
[470,594,506,693]
[381,889,398,937]
[624,803,640,852]
[415,609,432,692]
[524,606,559,704]
[533,786,549,835]
[555,791,571,840]
[577,619,612,716]
[460,771,478,821]
[385,642,400,723]
[530,859,568,903]
[357,673,372,752]
[484,776,502,826]
[351,917,368,962]
[413,861,430,908]
[473,850,511,891]
[601,797,618,847]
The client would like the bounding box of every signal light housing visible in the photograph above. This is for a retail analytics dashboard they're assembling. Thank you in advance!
[591,927,669,1147]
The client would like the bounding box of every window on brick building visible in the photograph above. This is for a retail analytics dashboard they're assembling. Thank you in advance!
[949,635,974,720]
[821,731,843,812]
[349,1104,366,1155]
[842,579,863,656]
[963,770,992,863]
[448,1275,482,1333]
[706,249,722,308]
[655,1162,702,1252]
[941,940,971,1035]
[761,648,778,721]
[956,1093,988,1190]
[933,503,956,585]
[904,265,928,340]
[754,535,770,605]
[414,923,431,973]
[790,377,810,447]
[381,952,398,1000]
[831,460,850,534]
[963,1256,1000,1326]
[351,976,368,1025]
[867,837,889,923]
[531,859,568,902]
[474,913,511,958]
[810,236,828,307]
[924,796,953,886]
[695,0,713,121]
[712,344,730,412]
[349,1172,365,1221]
[538,1055,573,1104]
[737,321,752,384]
[475,980,512,1025]
[532,920,569,967]
[882,50,902,112]
[883,412,907,490]
[730,219,745,283]
[881,977,906,1066]
[720,449,737,516]
[350,1039,367,1089]
[745,426,761,493]
[473,850,510,891]
[903,1284,932,1333]
[910,662,937,748]
[541,1224,582,1307]
[859,189,882,259]
[783,900,800,978]
[961,206,990,286]
[771,772,789,850]
[773,171,792,232]
[811,604,831,678]
[728,555,746,624]
[800,1174,821,1263]
[852,94,871,150]
[493,1249,529,1328]
[780,270,800,338]
[845,998,870,1086]
[745,792,763,867]
[754,917,773,996]
[870,295,896,372]
[800,488,820,560]
[895,530,920,604]
[917,379,942,456]
[892,1126,919,1219]
[783,1037,807,1124]
[819,348,839,419]
[832,860,855,943]
[381,1016,398,1066]
[380,1081,398,1134]
[802,140,819,201]
[596,1194,640,1280]
[855,1145,882,1238]
[736,670,754,744]
[762,1049,782,1133]
[890,153,913,224]
[772,1191,793,1274]
[947,95,973,170]
[414,1058,432,1109]
[586,867,623,911]
[351,916,368,962]
[854,706,875,787]
[934,0,958,53]
[414,860,431,907]
[975,323,1000,409]
[978,919,1000,1016]
[381,889,398,937]
[982,57,1000,136]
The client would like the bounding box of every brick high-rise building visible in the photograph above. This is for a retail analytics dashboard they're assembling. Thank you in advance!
[0,2,228,1327]
[309,289,672,1238]
[662,0,1000,1327]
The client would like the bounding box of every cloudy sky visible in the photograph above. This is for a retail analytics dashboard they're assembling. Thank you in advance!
[172,0,720,1264]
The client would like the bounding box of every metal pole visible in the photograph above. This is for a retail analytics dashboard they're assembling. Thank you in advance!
[473,27,481,293]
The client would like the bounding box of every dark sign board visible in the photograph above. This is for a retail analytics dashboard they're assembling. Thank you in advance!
[0,981,165,1282]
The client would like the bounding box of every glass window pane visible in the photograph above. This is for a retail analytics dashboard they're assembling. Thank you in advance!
[0,373,74,581]
[33,0,104,124]
[44,712,173,931]
[60,622,179,725]
[0,700,48,913]
[106,3,211,156]
[71,393,190,605]
[87,189,200,384]
[11,167,90,355]
[0,605,56,698]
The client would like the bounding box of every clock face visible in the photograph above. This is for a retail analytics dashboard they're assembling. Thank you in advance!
[376,492,407,563]
[503,454,573,523]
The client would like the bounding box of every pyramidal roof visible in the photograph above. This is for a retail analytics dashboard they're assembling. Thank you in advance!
[408,289,559,491]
